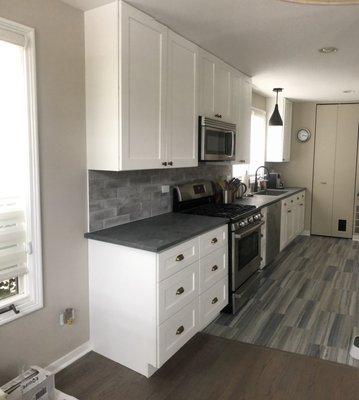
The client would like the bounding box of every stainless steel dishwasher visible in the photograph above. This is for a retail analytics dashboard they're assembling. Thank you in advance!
[265,201,281,265]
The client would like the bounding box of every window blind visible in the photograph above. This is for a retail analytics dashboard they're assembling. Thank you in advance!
[0,198,28,282]
[0,27,26,47]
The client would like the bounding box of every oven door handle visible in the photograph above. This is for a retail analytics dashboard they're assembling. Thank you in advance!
[234,221,265,239]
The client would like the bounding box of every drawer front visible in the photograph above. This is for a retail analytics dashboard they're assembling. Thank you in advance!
[199,277,228,330]
[199,247,227,294]
[158,238,199,281]
[200,225,227,257]
[158,300,198,366]
[158,262,199,324]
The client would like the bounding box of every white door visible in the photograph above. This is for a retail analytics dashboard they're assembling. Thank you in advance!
[199,49,215,118]
[214,61,231,121]
[167,31,198,168]
[311,105,338,236]
[236,77,252,164]
[331,104,359,238]
[121,2,168,170]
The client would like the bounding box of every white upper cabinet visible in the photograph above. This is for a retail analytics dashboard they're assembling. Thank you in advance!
[166,31,198,168]
[85,0,251,171]
[266,97,293,162]
[85,1,198,171]
[236,77,252,164]
[199,49,232,122]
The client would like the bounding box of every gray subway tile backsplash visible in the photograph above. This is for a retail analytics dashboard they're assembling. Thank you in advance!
[88,164,232,231]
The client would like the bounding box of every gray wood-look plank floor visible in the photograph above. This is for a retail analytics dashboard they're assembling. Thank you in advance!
[56,333,359,400]
[205,235,359,367]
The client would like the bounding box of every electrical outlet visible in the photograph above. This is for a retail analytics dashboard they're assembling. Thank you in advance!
[60,308,75,326]
[161,185,170,194]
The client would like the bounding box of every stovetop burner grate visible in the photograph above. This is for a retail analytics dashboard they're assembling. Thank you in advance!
[181,203,256,220]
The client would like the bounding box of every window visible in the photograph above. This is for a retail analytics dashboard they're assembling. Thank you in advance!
[233,108,266,178]
[0,18,42,325]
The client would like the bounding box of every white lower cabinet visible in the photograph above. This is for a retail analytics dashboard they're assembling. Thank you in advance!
[158,300,198,366]
[199,277,228,330]
[88,224,228,378]
[280,191,306,250]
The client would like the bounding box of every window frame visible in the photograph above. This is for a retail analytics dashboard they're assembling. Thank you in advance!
[249,107,267,176]
[0,17,42,326]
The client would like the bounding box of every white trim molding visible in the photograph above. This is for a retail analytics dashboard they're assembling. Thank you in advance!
[300,230,311,236]
[46,341,93,374]
[0,17,42,326]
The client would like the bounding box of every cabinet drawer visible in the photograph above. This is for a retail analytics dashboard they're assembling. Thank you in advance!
[199,277,228,329]
[200,226,227,257]
[158,300,198,366]
[158,262,198,324]
[158,238,199,281]
[199,247,227,294]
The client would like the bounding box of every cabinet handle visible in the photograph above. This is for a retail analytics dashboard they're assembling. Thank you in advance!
[176,325,184,335]
[211,265,218,272]
[168,161,173,166]
[320,181,327,185]
[176,254,184,262]
[211,238,218,244]
[215,113,222,118]
[162,162,167,166]
[300,203,304,206]
[291,200,293,203]
[212,297,218,305]
[239,159,246,163]
[288,210,292,213]
[176,287,185,295]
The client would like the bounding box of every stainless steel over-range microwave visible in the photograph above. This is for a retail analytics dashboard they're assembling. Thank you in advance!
[199,116,236,162]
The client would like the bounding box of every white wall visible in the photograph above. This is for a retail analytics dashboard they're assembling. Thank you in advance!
[0,0,88,382]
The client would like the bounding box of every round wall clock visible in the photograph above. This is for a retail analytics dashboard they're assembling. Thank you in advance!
[297,128,311,143]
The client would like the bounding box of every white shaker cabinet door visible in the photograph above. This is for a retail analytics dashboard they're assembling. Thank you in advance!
[121,2,168,170]
[236,77,252,164]
[214,61,232,122]
[167,30,198,168]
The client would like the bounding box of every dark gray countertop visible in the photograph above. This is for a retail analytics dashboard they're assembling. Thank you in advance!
[85,212,228,253]
[233,187,306,209]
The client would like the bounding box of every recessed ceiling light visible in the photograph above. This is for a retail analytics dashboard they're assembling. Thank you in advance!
[343,90,355,93]
[318,46,338,53]
[281,0,359,4]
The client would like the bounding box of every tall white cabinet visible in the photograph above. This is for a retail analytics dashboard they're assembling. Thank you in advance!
[312,104,359,238]
[85,1,198,170]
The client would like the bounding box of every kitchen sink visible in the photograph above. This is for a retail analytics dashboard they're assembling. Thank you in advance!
[255,189,288,196]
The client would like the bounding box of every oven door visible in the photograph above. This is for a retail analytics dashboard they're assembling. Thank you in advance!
[201,127,235,161]
[231,222,264,291]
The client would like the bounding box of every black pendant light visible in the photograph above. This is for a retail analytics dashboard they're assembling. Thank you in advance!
[269,88,283,126]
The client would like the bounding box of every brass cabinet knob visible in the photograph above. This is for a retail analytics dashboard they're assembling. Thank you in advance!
[176,287,185,295]
[212,297,218,305]
[176,254,184,262]
[211,238,218,244]
[211,265,218,272]
[176,325,184,335]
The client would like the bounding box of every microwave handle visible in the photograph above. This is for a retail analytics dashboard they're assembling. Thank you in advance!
[230,131,236,158]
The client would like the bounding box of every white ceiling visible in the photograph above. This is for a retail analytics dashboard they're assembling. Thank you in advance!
[61,0,359,102]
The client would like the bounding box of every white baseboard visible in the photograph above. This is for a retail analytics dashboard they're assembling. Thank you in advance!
[300,230,310,236]
[46,341,93,374]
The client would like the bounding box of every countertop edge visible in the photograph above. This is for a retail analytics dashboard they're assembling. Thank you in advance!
[84,218,229,253]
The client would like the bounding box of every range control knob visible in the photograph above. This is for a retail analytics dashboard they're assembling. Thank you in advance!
[248,216,254,224]
[254,213,262,221]
[239,221,247,228]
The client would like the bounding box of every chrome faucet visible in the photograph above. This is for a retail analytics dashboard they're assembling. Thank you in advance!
[254,165,270,192]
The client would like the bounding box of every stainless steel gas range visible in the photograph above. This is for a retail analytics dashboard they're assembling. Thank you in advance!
[173,180,263,314]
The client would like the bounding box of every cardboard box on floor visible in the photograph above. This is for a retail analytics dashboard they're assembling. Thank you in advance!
[0,367,77,400]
